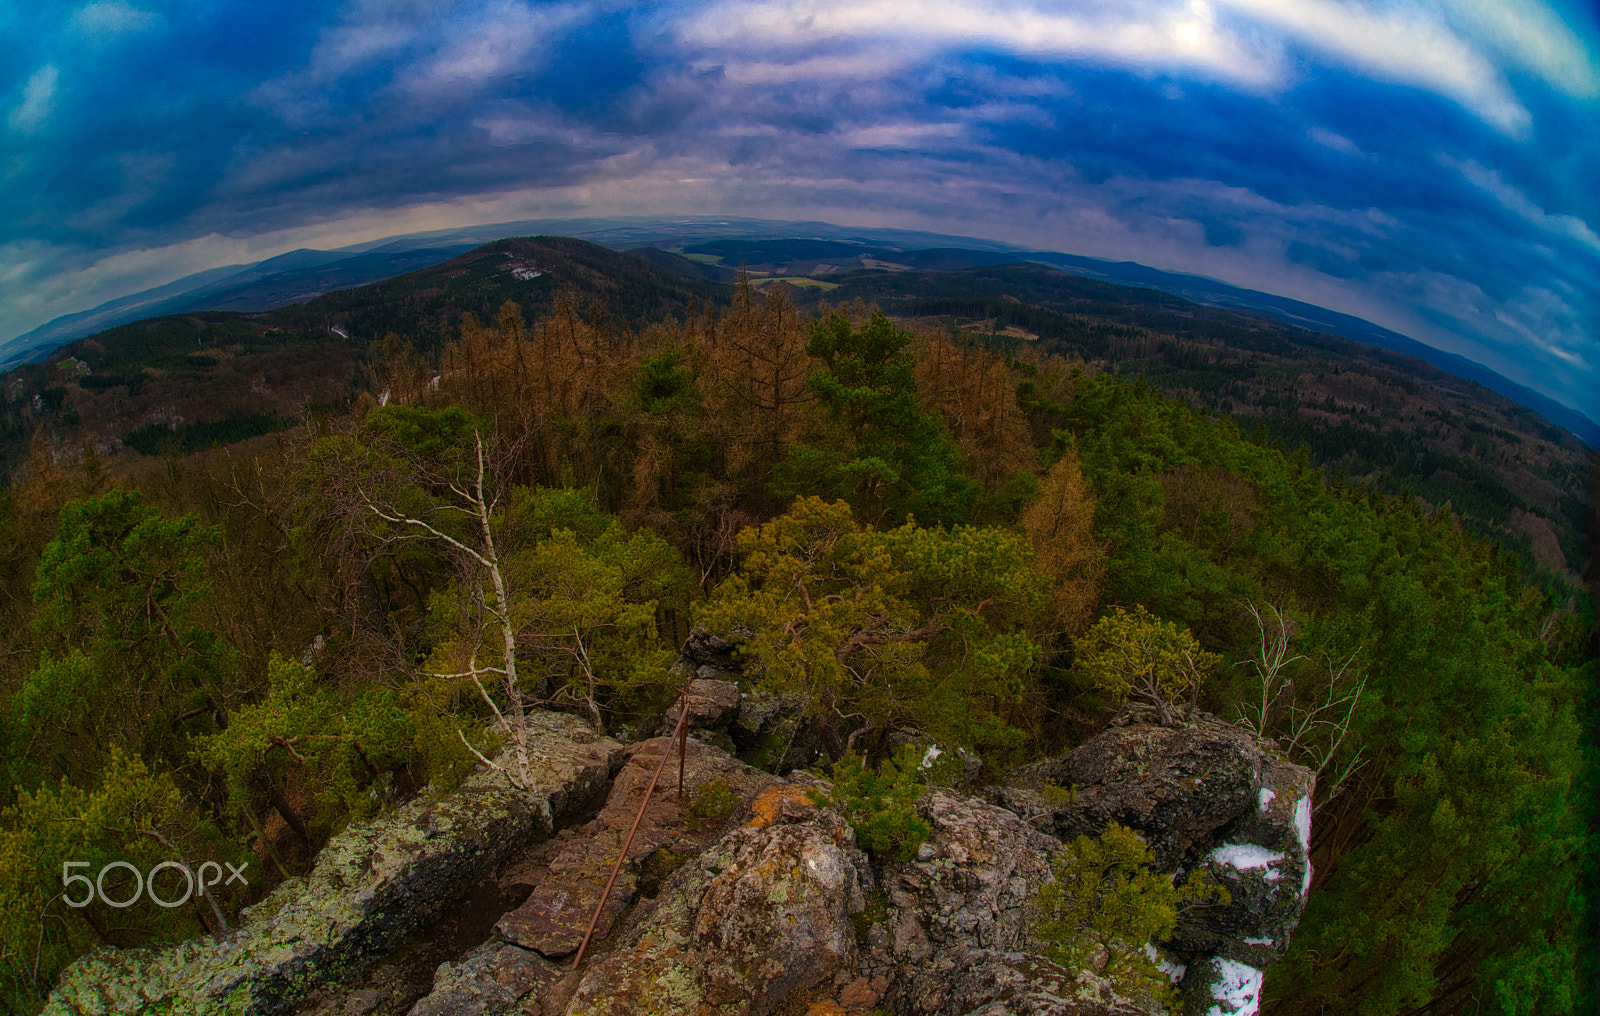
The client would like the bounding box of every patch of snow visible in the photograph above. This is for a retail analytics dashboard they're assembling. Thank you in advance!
[1257,787,1276,811]
[1243,937,1274,946]
[1294,796,1312,851]
[1207,959,1263,1016]
[511,267,544,280]
[1145,943,1187,983]
[1302,859,1314,898]
[329,325,349,339]
[920,745,943,769]
[1209,843,1284,871]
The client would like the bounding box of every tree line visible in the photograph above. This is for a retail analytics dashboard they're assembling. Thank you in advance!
[0,279,1591,1015]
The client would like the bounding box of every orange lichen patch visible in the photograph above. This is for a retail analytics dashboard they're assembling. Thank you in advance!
[744,786,813,830]
[805,1001,846,1016]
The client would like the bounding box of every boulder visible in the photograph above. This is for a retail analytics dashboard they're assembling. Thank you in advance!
[662,627,822,775]
[405,940,563,1016]
[999,713,1315,1016]
[1169,758,1316,970]
[1013,714,1265,869]
[43,712,624,1016]
[868,790,1072,1016]
[563,784,872,1016]
[673,627,743,677]
[655,678,742,736]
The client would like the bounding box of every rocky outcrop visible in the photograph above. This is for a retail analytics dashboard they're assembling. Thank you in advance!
[995,710,1316,1016]
[661,628,822,773]
[43,712,624,1016]
[565,775,1140,1016]
[564,782,873,1016]
[45,700,1313,1016]
[404,733,785,1016]
[866,790,1128,1016]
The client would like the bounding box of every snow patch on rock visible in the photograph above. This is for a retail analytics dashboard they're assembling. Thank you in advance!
[1144,943,1188,983]
[1294,796,1312,851]
[1207,958,1264,1016]
[1208,843,1284,871]
[1257,787,1276,811]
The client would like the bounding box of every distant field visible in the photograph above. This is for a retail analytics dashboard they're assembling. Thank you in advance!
[754,277,839,290]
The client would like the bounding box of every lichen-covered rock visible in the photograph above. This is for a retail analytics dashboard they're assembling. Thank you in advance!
[1000,715,1315,1016]
[564,784,872,1016]
[406,940,563,1016]
[43,712,624,1016]
[868,790,1067,1016]
[955,954,1152,1016]
[656,678,742,736]
[1015,715,1264,869]
[1170,759,1315,972]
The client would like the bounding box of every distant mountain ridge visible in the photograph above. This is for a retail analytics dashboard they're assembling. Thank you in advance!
[5,217,1594,448]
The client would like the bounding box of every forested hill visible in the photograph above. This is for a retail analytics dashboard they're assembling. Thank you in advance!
[791,262,1595,588]
[0,238,1593,1014]
[0,237,1586,591]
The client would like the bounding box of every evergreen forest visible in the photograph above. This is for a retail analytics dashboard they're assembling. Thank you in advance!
[0,241,1593,1016]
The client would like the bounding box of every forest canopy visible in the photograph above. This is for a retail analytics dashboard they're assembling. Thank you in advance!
[0,281,1592,1016]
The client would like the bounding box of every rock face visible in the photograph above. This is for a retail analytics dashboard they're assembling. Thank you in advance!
[661,628,821,773]
[44,696,1313,1016]
[43,712,624,1016]
[564,783,873,1016]
[566,778,1138,1016]
[998,711,1316,1016]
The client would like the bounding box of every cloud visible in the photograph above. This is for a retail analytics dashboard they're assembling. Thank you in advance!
[678,0,1285,87]
[1443,154,1600,252]
[1,0,1597,423]
[8,65,59,133]
[70,1,159,35]
[1444,0,1600,97]
[1306,125,1361,155]
[1213,0,1532,132]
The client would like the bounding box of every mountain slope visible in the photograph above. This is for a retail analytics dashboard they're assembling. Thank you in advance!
[1,237,1586,585]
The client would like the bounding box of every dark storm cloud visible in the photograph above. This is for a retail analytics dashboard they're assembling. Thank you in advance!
[2,0,1596,420]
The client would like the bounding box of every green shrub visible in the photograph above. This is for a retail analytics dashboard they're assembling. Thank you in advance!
[1032,822,1226,1006]
[809,745,931,861]
[683,777,738,832]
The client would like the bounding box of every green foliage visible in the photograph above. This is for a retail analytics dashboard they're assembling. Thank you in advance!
[362,403,482,461]
[0,749,242,1015]
[122,413,285,457]
[9,489,235,791]
[1074,605,1220,721]
[425,501,688,723]
[774,311,978,525]
[699,496,1045,752]
[1032,822,1225,1006]
[683,777,738,833]
[192,656,424,834]
[633,348,700,417]
[809,745,932,861]
[1053,370,1596,1015]
[33,487,216,647]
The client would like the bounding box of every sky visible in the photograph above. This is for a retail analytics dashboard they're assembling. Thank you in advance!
[2,0,1598,424]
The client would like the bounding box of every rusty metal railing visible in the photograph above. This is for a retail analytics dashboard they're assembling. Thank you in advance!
[570,681,693,970]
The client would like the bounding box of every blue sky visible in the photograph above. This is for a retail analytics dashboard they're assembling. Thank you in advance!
[3,0,1598,423]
